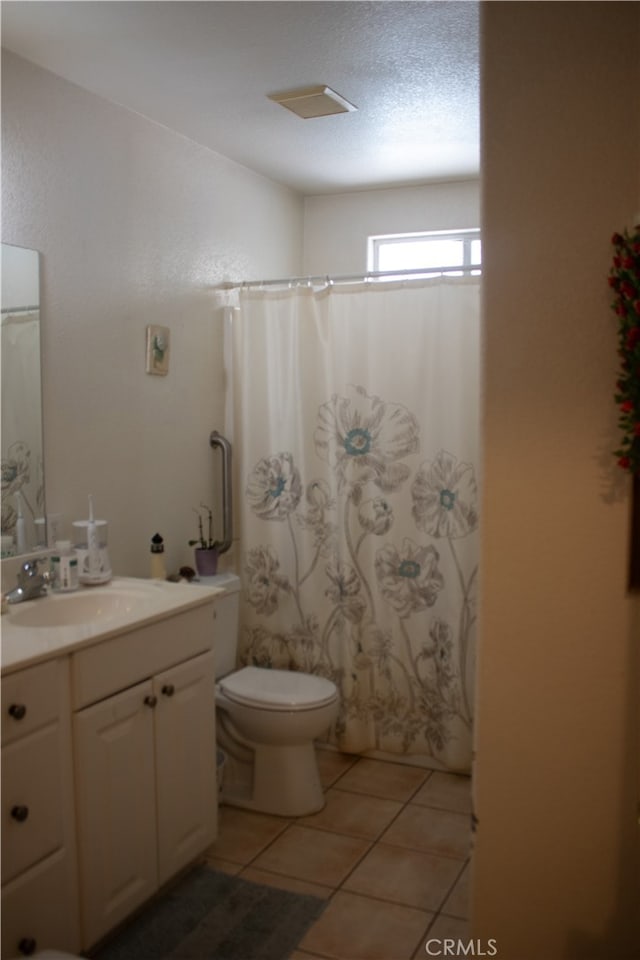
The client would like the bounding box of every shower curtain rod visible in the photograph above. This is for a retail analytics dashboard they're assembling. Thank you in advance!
[219,264,482,290]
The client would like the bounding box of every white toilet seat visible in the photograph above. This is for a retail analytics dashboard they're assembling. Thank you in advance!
[219,665,337,711]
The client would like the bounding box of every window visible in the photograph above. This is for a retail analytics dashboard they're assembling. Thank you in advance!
[368,229,481,277]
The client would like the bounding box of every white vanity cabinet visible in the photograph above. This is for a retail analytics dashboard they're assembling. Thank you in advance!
[71,605,217,949]
[1,659,81,959]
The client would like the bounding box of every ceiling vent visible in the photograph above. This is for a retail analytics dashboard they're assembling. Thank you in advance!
[268,85,357,119]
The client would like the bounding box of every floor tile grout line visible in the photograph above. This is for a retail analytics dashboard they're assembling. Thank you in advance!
[215,776,471,884]
[269,771,413,895]
[431,857,469,916]
[298,786,424,845]
[406,798,473,817]
[240,770,414,906]
[260,828,377,895]
[411,914,441,960]
[321,771,472,816]
[239,816,302,870]
[328,832,469,920]
[406,768,435,803]
[320,752,435,796]
[316,749,361,788]
[298,755,470,959]
[317,882,445,916]
[231,806,378,892]
[214,810,469,886]
[287,784,466,912]
[289,813,472,863]
[213,754,472,958]
[230,846,470,919]
[243,857,460,921]
[290,947,334,960]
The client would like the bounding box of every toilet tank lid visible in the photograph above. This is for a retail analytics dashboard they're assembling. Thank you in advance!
[195,572,241,594]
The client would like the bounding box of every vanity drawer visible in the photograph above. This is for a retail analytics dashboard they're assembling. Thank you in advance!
[2,723,65,884]
[1,848,80,960]
[71,602,214,708]
[1,660,61,746]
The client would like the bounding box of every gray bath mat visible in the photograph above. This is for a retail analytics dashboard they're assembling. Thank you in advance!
[90,865,326,960]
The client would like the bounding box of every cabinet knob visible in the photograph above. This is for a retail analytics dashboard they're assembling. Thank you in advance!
[11,805,29,823]
[18,937,37,956]
[8,703,27,720]
[161,683,175,697]
[143,695,157,708]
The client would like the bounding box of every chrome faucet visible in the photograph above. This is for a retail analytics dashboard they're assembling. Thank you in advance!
[5,558,51,604]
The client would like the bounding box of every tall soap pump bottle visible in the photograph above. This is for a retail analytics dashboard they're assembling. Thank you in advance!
[86,494,102,580]
[150,533,167,580]
[15,492,27,554]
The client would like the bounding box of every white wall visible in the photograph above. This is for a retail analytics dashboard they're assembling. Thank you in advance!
[303,179,479,275]
[473,4,640,958]
[1,51,303,577]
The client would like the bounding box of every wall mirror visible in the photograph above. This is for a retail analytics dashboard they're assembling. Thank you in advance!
[1,242,46,557]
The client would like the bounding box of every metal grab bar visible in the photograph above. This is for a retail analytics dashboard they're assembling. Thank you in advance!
[210,431,232,555]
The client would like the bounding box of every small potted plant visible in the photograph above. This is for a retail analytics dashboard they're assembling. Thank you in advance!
[189,503,221,576]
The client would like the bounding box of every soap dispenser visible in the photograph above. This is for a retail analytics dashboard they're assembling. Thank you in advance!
[150,533,167,580]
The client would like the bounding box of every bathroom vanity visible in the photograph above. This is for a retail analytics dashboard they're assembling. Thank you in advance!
[1,578,219,958]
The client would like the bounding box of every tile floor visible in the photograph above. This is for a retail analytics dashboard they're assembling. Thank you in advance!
[204,750,472,960]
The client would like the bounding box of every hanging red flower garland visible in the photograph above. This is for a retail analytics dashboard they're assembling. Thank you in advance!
[610,225,640,475]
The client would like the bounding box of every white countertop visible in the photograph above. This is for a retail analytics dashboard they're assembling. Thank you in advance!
[1,576,221,675]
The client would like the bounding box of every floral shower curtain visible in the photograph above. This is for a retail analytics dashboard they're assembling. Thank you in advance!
[226,277,480,772]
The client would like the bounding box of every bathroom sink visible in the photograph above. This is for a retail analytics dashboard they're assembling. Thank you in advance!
[1,576,221,677]
[8,584,161,628]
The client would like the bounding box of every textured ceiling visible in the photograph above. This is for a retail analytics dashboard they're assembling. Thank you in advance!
[1,0,480,195]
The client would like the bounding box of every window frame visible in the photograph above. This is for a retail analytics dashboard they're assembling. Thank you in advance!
[367,228,481,277]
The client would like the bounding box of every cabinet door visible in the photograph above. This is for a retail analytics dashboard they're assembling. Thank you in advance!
[73,679,158,948]
[153,650,217,885]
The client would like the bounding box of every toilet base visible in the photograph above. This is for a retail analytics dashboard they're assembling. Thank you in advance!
[220,740,326,817]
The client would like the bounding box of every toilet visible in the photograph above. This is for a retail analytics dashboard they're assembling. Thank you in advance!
[199,572,339,816]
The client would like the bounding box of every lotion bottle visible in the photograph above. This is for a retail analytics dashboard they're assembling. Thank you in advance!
[150,532,167,580]
[52,540,79,592]
[1,535,15,558]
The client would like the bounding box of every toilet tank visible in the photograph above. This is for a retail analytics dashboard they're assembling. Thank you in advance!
[196,572,241,678]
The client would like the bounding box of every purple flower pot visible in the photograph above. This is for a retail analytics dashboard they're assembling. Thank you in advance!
[195,548,218,577]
